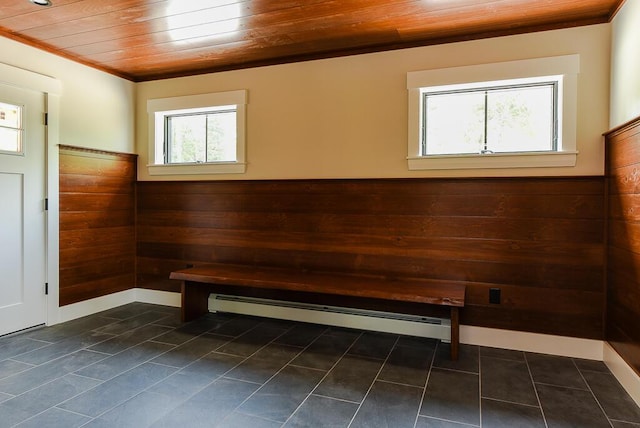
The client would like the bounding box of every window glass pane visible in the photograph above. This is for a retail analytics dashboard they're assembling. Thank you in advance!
[206,111,236,162]
[167,110,236,164]
[0,102,22,153]
[425,92,485,155]
[169,114,207,163]
[0,102,20,129]
[0,128,21,153]
[487,85,554,153]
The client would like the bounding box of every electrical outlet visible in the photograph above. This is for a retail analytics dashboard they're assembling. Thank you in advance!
[489,288,501,304]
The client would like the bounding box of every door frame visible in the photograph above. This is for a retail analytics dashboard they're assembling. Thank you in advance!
[0,62,61,327]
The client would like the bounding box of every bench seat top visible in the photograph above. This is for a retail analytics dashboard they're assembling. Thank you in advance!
[170,264,465,307]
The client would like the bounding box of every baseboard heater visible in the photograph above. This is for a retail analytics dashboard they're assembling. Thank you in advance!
[208,294,451,342]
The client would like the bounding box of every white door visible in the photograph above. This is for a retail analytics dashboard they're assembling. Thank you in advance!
[0,83,47,336]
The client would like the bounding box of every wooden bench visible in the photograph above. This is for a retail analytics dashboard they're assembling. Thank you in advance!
[170,264,466,360]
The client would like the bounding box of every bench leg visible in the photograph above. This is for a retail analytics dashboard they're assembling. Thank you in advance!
[181,281,211,322]
[450,307,460,361]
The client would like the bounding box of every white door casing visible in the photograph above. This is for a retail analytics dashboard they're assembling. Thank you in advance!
[0,83,47,336]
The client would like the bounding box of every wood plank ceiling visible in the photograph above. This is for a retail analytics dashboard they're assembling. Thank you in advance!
[0,0,624,82]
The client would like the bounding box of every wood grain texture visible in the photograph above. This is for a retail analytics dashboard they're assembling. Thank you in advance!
[59,145,137,306]
[0,0,623,81]
[171,264,466,306]
[605,116,640,377]
[137,177,605,339]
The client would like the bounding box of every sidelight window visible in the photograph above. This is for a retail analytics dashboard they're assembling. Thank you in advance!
[0,101,23,154]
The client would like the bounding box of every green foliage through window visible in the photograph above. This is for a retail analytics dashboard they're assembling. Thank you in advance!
[165,109,236,164]
[422,81,557,156]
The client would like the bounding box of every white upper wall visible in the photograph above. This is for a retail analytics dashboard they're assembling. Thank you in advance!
[137,24,611,180]
[0,37,135,154]
[610,0,640,128]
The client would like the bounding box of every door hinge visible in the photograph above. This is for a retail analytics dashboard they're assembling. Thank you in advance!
[44,112,48,126]
[44,198,48,211]
[45,283,49,295]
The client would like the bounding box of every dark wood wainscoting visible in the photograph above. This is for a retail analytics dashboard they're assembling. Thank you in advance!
[59,146,137,306]
[606,117,640,376]
[137,177,605,339]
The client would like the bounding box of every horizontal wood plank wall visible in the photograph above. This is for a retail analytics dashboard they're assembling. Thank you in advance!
[606,117,640,376]
[59,146,137,306]
[137,177,605,339]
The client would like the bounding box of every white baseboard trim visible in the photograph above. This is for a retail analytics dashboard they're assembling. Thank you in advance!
[461,325,604,360]
[58,289,181,323]
[58,289,136,323]
[604,342,640,407]
[134,289,181,307]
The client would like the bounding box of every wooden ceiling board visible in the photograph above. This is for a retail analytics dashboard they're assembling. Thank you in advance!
[0,0,624,81]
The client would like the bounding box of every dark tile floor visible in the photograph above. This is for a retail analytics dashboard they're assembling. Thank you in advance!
[0,303,639,428]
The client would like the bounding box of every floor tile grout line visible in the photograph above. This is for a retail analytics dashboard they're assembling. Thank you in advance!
[1,370,103,422]
[230,410,285,426]
[346,335,400,428]
[480,396,543,409]
[24,314,234,426]
[376,378,429,390]
[140,318,306,426]
[420,415,480,427]
[524,351,550,428]
[431,365,479,376]
[92,311,170,336]
[533,380,594,391]
[54,366,175,423]
[572,358,616,428]
[413,338,439,428]
[0,349,113,398]
[10,407,63,428]
[66,311,206,427]
[69,342,179,383]
[215,323,334,426]
[86,319,183,354]
[610,417,640,425]
[279,330,365,427]
[101,312,248,371]
[11,372,112,428]
[310,392,362,405]
[3,310,279,427]
[287,363,332,372]
[8,316,165,369]
[5,358,36,367]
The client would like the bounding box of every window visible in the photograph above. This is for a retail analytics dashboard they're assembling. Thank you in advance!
[164,107,236,164]
[0,101,23,154]
[147,90,247,175]
[423,78,558,156]
[407,55,579,171]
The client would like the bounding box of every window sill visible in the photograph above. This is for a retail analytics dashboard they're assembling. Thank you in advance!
[148,162,246,176]
[407,151,578,171]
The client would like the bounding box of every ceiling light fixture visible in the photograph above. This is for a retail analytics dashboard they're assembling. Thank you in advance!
[29,0,52,6]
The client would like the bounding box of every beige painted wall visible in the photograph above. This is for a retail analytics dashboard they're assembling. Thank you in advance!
[137,24,610,181]
[0,37,135,154]
[610,0,640,128]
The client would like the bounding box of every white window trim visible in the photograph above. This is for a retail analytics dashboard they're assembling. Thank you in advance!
[147,90,247,175]
[406,55,579,171]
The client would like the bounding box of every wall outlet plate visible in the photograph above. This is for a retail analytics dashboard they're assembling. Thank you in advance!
[489,288,501,304]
